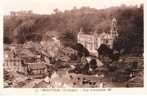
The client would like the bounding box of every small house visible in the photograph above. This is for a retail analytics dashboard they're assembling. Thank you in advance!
[26,62,48,78]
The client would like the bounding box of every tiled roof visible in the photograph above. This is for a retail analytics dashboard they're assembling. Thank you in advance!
[20,49,36,57]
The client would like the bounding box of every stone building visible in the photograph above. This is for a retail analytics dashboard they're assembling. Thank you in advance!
[3,45,23,72]
[26,62,48,78]
[77,18,118,55]
[3,44,47,77]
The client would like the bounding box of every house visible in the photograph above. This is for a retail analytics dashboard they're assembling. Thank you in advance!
[3,44,47,75]
[77,18,118,55]
[17,41,45,63]
[3,45,23,72]
[26,62,48,78]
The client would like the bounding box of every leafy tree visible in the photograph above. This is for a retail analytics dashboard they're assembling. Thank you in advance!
[73,43,89,57]
[58,32,76,47]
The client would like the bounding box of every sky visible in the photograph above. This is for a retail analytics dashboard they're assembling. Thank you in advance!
[3,0,144,15]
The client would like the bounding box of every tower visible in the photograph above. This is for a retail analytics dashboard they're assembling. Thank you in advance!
[79,27,84,34]
[93,30,98,49]
[109,17,119,49]
[110,17,118,39]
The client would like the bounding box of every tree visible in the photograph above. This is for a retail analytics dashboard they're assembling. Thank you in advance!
[73,43,89,57]
[58,32,76,47]
[97,44,120,61]
[16,19,35,43]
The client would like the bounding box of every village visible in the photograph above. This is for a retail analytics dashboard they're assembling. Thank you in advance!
[3,16,143,88]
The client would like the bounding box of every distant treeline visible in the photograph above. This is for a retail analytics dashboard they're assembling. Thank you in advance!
[4,4,143,55]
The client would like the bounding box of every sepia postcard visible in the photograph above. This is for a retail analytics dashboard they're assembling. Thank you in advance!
[0,0,147,95]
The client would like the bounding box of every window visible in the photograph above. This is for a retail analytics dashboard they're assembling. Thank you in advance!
[103,39,109,44]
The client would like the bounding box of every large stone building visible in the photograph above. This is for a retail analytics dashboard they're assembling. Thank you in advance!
[77,18,118,55]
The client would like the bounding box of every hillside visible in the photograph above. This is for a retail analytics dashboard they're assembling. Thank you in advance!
[4,4,143,55]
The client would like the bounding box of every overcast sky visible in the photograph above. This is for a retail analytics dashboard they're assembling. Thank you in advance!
[3,0,143,15]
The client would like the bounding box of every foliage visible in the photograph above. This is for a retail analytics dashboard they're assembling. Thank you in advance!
[58,32,76,47]
[73,43,89,57]
[4,4,143,55]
